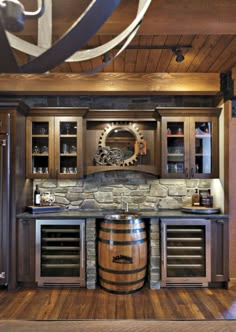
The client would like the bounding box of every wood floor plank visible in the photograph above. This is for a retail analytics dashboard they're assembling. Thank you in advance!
[1,286,236,320]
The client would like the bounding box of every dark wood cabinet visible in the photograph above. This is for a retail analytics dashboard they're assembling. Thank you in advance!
[17,219,36,284]
[26,108,87,179]
[157,108,221,179]
[210,218,229,286]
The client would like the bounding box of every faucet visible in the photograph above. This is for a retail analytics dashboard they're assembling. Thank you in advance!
[121,193,129,212]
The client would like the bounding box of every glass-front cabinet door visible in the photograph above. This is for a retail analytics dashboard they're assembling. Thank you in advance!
[26,116,84,179]
[189,117,218,179]
[54,117,83,178]
[161,117,189,178]
[26,116,54,178]
[161,115,219,179]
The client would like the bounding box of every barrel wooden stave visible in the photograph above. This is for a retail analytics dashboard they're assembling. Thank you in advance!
[98,216,147,293]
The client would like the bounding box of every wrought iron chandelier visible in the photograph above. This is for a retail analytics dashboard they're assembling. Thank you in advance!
[0,0,152,73]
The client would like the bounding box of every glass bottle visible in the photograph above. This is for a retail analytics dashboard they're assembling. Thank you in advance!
[34,185,41,206]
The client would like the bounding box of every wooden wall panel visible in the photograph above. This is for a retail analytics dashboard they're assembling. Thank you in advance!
[227,101,236,281]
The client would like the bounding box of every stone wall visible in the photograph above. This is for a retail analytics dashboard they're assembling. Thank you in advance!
[33,172,211,211]
[149,218,161,289]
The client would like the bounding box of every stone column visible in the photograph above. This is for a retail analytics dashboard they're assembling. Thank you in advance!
[149,218,161,289]
[86,218,97,289]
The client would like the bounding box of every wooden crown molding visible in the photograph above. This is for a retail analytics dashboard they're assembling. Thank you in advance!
[0,73,220,95]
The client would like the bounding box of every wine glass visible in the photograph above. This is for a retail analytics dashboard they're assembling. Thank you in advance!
[65,123,70,135]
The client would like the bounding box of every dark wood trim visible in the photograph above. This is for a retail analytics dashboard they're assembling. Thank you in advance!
[156,107,222,117]
[224,101,230,214]
[211,219,229,283]
[86,165,158,176]
[231,67,236,96]
[0,73,220,95]
[0,99,30,114]
[87,110,158,121]
[28,107,89,117]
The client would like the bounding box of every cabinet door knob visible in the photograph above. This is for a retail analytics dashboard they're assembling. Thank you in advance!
[185,168,188,177]
[191,168,194,177]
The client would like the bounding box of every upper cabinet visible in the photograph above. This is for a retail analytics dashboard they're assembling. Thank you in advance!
[157,108,221,179]
[25,107,221,179]
[26,108,87,179]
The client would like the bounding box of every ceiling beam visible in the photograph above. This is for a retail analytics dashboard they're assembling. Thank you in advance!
[16,0,236,36]
[0,73,220,95]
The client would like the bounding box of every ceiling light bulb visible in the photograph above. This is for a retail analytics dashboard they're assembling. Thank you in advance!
[175,49,184,63]
[103,52,111,64]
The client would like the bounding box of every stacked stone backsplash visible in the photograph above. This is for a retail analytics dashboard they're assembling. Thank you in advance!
[33,171,212,210]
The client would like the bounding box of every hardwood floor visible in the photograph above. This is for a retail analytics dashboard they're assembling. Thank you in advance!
[0,285,236,320]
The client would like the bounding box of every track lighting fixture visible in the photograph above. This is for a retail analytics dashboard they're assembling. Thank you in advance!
[102,52,111,64]
[173,49,185,63]
[92,44,190,64]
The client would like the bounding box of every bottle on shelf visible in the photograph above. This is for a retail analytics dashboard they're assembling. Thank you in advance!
[192,188,200,206]
[34,185,41,206]
[200,189,213,207]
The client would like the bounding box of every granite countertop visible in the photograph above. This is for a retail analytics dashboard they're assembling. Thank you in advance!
[16,208,229,220]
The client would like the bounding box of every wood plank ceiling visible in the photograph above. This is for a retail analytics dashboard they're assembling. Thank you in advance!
[11,0,236,75]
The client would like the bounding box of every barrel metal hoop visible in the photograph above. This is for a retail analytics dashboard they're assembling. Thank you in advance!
[100,285,144,294]
[102,219,143,224]
[100,226,146,234]
[98,264,147,274]
[99,276,146,286]
[98,237,147,245]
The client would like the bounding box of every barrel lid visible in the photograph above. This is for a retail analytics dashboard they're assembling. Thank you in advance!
[104,213,141,220]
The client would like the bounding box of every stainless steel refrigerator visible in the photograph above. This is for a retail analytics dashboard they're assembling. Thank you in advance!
[0,101,30,290]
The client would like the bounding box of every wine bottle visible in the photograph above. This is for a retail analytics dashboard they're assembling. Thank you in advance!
[34,185,41,206]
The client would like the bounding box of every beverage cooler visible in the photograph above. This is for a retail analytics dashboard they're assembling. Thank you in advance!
[35,219,85,287]
[160,219,211,287]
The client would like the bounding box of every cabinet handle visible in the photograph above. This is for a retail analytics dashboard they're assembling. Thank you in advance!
[185,168,188,177]
[162,225,167,271]
[191,168,194,177]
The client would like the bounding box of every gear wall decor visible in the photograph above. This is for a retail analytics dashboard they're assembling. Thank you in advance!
[95,122,145,167]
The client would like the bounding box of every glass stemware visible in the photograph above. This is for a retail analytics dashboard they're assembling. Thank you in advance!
[65,123,71,135]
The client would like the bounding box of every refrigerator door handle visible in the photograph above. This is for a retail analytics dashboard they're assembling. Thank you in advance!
[0,139,4,211]
[0,138,8,211]
[0,140,5,281]
[0,136,10,286]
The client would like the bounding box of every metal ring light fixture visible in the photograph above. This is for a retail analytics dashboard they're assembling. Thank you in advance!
[4,0,152,73]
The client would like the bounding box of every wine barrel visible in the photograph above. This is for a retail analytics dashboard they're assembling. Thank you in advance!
[98,214,147,294]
